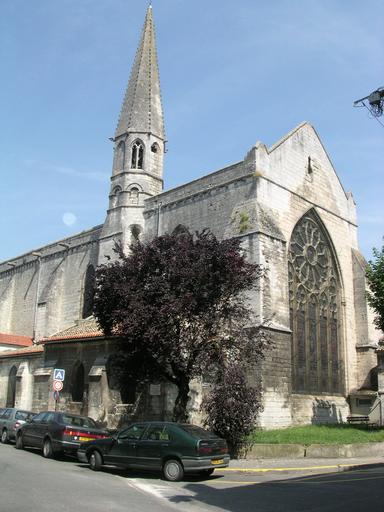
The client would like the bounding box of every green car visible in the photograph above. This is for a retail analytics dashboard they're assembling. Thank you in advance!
[77,421,230,481]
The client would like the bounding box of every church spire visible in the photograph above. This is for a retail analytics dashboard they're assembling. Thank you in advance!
[100,6,165,262]
[115,5,165,140]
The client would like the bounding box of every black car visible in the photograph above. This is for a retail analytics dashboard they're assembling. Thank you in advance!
[77,421,229,481]
[15,411,109,458]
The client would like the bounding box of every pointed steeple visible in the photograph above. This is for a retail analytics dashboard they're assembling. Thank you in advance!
[115,6,165,140]
[100,6,165,263]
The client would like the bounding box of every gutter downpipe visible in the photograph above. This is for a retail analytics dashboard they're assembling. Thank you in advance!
[32,255,42,343]
[156,202,162,236]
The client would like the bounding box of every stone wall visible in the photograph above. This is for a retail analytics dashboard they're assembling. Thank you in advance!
[0,351,44,411]
[0,226,102,340]
[142,122,372,427]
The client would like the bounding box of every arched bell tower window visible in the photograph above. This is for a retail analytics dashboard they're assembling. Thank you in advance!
[288,210,343,395]
[110,186,122,208]
[6,366,17,407]
[130,187,139,205]
[131,140,144,169]
[115,141,125,171]
[82,265,95,319]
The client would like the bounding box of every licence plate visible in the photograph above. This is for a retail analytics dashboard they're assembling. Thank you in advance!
[211,459,224,465]
[79,436,91,442]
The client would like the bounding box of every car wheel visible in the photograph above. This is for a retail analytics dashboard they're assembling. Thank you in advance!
[163,459,184,482]
[1,429,9,444]
[42,438,54,459]
[89,450,102,471]
[15,433,24,450]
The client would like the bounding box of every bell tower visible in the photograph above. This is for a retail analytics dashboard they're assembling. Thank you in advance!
[100,6,165,261]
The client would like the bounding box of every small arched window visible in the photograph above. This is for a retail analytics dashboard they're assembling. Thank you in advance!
[110,186,122,208]
[172,225,190,238]
[82,265,95,319]
[130,187,139,205]
[71,361,85,402]
[6,366,17,407]
[131,140,144,169]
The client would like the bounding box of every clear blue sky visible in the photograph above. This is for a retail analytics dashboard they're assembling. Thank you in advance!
[0,0,382,261]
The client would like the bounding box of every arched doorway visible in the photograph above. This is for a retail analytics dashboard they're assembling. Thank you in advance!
[71,361,85,402]
[6,366,17,407]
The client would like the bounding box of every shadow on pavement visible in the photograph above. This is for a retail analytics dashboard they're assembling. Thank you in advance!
[168,464,384,512]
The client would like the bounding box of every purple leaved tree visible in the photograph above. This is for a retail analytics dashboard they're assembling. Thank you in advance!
[94,229,267,422]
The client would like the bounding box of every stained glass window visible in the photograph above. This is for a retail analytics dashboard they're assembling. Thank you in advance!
[288,211,343,394]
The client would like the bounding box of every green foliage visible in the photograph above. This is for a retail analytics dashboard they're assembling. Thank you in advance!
[366,241,384,332]
[248,424,384,445]
[202,365,263,454]
[231,210,251,234]
[239,212,250,233]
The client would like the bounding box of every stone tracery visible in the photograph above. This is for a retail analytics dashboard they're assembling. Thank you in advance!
[288,211,342,394]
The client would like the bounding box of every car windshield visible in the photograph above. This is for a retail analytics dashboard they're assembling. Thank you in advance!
[179,425,218,439]
[15,411,34,421]
[60,415,98,429]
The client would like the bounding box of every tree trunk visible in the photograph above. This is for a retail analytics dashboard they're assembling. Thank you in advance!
[172,377,190,422]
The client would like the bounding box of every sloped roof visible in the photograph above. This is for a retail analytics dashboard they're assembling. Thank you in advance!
[0,345,43,358]
[42,316,104,343]
[0,333,33,347]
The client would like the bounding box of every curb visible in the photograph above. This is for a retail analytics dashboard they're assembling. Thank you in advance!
[219,463,364,473]
[239,442,384,459]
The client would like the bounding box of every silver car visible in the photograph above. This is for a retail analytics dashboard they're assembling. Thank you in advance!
[0,408,36,443]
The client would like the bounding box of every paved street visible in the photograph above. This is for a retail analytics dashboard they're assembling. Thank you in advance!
[1,443,384,512]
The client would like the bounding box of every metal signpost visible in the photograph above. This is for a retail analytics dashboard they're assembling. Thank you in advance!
[53,369,65,410]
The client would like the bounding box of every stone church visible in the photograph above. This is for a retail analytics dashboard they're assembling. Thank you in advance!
[0,6,382,429]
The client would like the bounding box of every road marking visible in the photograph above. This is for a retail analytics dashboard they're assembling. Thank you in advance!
[131,480,170,499]
[209,480,260,485]
[279,475,384,484]
[218,463,362,473]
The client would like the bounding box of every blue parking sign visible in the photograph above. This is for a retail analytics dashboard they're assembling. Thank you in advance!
[54,368,65,381]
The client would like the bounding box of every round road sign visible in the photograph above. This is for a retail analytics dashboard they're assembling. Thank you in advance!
[53,380,63,392]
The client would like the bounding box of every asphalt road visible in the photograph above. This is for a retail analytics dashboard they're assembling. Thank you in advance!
[1,443,384,512]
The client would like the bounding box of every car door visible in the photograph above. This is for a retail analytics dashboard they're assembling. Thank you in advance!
[23,412,48,446]
[135,424,172,469]
[107,423,147,467]
[0,409,12,436]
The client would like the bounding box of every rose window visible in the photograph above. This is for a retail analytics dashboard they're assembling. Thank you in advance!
[288,211,342,394]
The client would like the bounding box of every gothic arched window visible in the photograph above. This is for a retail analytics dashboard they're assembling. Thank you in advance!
[115,141,125,171]
[288,210,343,394]
[131,140,144,169]
[82,265,95,319]
[6,366,17,407]
[172,224,190,237]
[71,361,85,402]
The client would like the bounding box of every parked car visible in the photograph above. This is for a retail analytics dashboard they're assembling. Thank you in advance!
[15,411,109,458]
[0,408,36,443]
[77,421,230,481]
